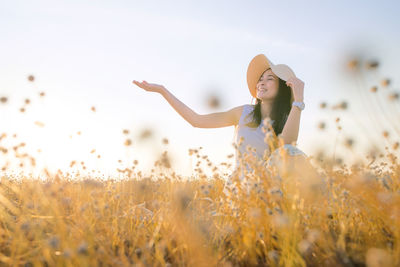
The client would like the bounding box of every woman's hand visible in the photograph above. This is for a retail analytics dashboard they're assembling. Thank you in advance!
[286,77,304,102]
[132,80,166,94]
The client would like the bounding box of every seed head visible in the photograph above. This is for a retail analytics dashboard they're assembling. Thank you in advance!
[365,60,379,70]
[347,59,359,70]
[344,138,354,148]
[381,79,390,87]
[382,131,389,138]
[370,86,378,93]
[77,242,89,255]
[388,92,399,101]
[124,139,132,146]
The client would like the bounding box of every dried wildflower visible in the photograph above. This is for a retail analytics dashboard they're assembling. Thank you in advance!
[90,149,96,153]
[25,98,30,104]
[392,142,399,150]
[162,138,169,145]
[20,107,25,113]
[370,86,378,93]
[20,222,30,231]
[318,102,327,109]
[39,92,46,97]
[28,75,35,82]
[77,242,89,255]
[175,189,192,211]
[34,121,45,127]
[381,79,390,87]
[263,116,272,126]
[0,97,8,103]
[335,117,340,123]
[157,151,171,168]
[366,60,379,70]
[318,121,326,130]
[207,94,220,109]
[344,138,354,148]
[139,129,153,139]
[124,139,132,146]
[47,236,60,249]
[91,106,96,112]
[62,249,72,259]
[382,131,389,138]
[347,59,359,70]
[238,136,245,146]
[135,248,142,258]
[246,145,253,153]
[388,92,399,101]
[340,101,348,110]
[122,129,129,135]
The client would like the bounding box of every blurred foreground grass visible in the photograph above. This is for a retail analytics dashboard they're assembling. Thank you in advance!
[0,148,399,267]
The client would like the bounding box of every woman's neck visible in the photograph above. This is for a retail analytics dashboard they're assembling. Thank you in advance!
[260,100,273,120]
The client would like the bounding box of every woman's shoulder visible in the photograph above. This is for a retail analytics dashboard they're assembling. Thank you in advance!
[244,104,257,114]
[236,104,255,125]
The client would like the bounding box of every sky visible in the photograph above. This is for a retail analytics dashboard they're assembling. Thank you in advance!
[1,0,400,178]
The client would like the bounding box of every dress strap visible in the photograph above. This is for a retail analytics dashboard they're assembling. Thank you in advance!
[238,104,254,126]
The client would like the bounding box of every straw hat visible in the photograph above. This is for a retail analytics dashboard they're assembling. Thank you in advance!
[247,54,296,102]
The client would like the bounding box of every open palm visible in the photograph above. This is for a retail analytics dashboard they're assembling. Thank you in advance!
[132,80,165,94]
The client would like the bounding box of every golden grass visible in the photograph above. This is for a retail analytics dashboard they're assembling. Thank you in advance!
[0,144,399,266]
[0,56,399,266]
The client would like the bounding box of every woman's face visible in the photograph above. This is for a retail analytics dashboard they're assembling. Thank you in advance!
[256,68,279,101]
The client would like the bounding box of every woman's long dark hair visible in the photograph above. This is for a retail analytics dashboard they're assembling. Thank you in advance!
[245,74,293,136]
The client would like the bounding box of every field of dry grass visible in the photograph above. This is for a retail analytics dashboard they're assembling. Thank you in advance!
[1,58,399,266]
[0,144,399,266]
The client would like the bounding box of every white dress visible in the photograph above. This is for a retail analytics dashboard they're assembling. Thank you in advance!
[224,104,308,195]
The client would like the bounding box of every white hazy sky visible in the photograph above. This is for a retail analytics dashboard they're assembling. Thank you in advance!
[1,0,400,177]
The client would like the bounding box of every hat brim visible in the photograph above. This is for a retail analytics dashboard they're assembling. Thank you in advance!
[247,54,296,102]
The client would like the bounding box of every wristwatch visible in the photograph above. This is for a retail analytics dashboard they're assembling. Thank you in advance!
[292,101,305,111]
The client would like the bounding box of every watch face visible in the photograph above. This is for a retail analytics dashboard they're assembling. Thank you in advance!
[293,102,304,110]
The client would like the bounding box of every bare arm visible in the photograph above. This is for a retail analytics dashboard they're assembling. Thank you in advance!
[278,77,305,145]
[132,80,243,128]
[159,87,199,127]
[278,106,302,145]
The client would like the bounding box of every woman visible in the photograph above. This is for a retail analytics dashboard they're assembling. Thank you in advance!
[132,54,311,190]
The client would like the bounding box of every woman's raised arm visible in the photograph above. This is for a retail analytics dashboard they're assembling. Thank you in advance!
[132,80,243,128]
